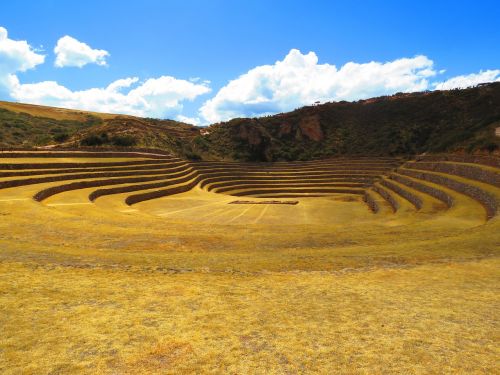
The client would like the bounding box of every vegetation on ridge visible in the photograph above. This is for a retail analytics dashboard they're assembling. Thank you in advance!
[0,107,100,147]
[202,83,500,161]
[1,83,499,160]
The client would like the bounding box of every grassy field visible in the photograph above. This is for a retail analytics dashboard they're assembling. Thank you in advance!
[0,101,120,121]
[0,155,499,374]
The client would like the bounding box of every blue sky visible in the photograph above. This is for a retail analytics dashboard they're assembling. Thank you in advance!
[1,0,499,125]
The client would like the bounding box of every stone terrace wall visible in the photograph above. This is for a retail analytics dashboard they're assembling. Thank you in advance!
[390,173,453,208]
[406,162,500,187]
[416,154,500,168]
[380,179,422,210]
[372,184,398,212]
[363,191,379,213]
[398,169,497,220]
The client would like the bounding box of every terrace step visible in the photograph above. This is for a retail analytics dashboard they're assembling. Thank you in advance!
[389,173,454,208]
[363,190,380,213]
[218,187,365,198]
[0,151,174,159]
[404,161,500,187]
[385,177,449,214]
[125,176,203,205]
[415,154,500,168]
[0,160,190,178]
[88,170,199,201]
[363,189,394,214]
[397,167,499,220]
[389,171,487,222]
[212,182,368,195]
[371,182,417,213]
[0,165,194,190]
[379,178,423,210]
[33,169,196,202]
[240,192,347,198]
[192,164,396,173]
[204,176,373,187]
[0,154,407,211]
[198,172,381,189]
[0,159,177,170]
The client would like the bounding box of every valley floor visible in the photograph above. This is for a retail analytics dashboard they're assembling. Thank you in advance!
[0,157,499,374]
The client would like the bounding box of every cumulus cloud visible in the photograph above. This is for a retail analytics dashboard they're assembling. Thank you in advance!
[434,69,500,90]
[2,26,500,124]
[9,75,211,118]
[200,49,439,122]
[0,26,45,72]
[54,35,109,68]
[0,26,210,118]
[176,114,201,125]
[0,26,45,94]
[200,50,500,124]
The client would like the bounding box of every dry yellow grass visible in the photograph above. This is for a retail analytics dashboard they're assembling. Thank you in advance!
[1,259,498,374]
[0,101,123,121]
[0,155,499,374]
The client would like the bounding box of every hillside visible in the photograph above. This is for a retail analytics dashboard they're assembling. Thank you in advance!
[0,105,100,147]
[0,101,201,157]
[1,83,499,160]
[63,116,201,158]
[0,101,121,121]
[202,82,500,161]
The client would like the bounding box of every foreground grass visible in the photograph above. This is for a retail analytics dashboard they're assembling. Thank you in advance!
[1,259,498,374]
[0,169,499,373]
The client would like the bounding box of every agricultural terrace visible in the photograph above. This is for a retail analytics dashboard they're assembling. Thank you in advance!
[0,150,499,373]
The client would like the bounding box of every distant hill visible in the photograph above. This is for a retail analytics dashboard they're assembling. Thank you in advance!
[201,82,500,161]
[0,101,201,157]
[0,103,100,147]
[1,83,499,160]
[0,101,120,121]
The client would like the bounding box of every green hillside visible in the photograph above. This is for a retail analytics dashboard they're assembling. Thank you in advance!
[0,103,201,157]
[201,82,500,161]
[0,108,100,147]
[1,83,499,160]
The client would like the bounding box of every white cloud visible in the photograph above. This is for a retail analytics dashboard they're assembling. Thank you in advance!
[0,26,45,94]
[0,27,210,118]
[8,74,210,118]
[434,69,500,90]
[0,26,45,73]
[54,35,109,68]
[176,114,201,125]
[200,49,438,123]
[3,27,500,125]
[105,77,139,92]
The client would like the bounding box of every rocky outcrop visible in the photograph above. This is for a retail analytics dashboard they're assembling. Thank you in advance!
[298,115,323,141]
[238,124,262,145]
[278,122,293,136]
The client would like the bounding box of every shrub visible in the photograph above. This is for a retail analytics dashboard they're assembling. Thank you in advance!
[193,135,210,150]
[53,133,69,142]
[80,134,104,146]
[111,135,137,147]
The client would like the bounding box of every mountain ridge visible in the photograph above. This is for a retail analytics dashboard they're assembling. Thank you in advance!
[1,83,499,161]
